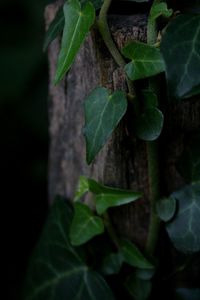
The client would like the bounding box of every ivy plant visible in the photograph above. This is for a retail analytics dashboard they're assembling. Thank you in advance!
[25,0,200,299]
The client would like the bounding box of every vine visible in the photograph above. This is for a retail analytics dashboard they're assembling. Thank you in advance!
[24,1,200,300]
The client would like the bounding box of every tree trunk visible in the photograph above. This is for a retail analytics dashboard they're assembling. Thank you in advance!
[45,1,200,254]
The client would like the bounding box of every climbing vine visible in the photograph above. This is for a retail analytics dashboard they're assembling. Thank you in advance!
[24,0,200,299]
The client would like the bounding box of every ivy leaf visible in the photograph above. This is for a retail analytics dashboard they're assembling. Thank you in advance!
[24,198,115,300]
[125,274,152,300]
[135,268,155,280]
[142,89,158,109]
[74,176,90,201]
[120,240,154,269]
[161,15,200,99]
[82,0,103,9]
[84,87,127,164]
[156,197,177,222]
[95,191,142,215]
[122,41,165,80]
[135,107,164,141]
[101,252,124,275]
[70,202,104,246]
[166,183,200,253]
[149,2,173,22]
[54,0,95,84]
[177,134,200,184]
[43,7,65,51]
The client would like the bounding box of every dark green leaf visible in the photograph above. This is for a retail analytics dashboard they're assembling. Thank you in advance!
[54,0,95,84]
[149,2,173,22]
[135,107,164,141]
[95,191,142,215]
[24,198,115,300]
[156,197,177,222]
[70,202,104,246]
[43,7,65,51]
[120,240,154,269]
[101,252,123,275]
[125,274,152,300]
[135,268,155,280]
[175,288,200,300]
[142,89,158,109]
[84,87,127,164]
[122,41,165,80]
[177,134,200,183]
[82,0,103,9]
[166,183,200,253]
[161,15,200,99]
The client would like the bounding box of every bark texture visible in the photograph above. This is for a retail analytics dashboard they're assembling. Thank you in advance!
[45,2,200,249]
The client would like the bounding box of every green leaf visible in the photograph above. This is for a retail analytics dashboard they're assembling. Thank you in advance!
[149,2,173,22]
[122,41,165,80]
[74,176,90,201]
[135,107,164,141]
[24,198,115,300]
[177,134,200,183]
[125,274,152,300]
[84,87,127,164]
[135,268,155,280]
[43,7,65,51]
[101,252,123,275]
[142,89,158,109]
[95,191,142,215]
[70,202,104,246]
[161,15,200,99]
[166,183,200,253]
[120,240,154,269]
[82,0,103,9]
[175,288,200,300]
[54,0,95,84]
[156,197,177,222]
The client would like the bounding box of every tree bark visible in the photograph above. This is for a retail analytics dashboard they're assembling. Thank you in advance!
[45,1,200,251]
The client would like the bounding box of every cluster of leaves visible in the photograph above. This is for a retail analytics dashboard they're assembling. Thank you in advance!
[24,0,200,299]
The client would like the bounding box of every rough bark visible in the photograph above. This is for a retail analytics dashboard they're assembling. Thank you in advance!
[45,2,200,250]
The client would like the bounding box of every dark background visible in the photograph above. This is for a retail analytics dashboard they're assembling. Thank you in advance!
[0,0,52,299]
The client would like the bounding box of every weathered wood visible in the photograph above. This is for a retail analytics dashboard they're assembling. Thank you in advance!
[45,2,200,249]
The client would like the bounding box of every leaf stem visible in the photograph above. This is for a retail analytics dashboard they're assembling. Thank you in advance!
[97,0,135,98]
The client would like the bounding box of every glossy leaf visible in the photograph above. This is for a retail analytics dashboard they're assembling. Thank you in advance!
[166,183,200,253]
[70,202,104,246]
[161,15,200,99]
[84,87,127,164]
[24,198,115,300]
[177,134,200,183]
[135,107,164,141]
[95,191,142,215]
[43,7,65,51]
[101,252,123,275]
[122,41,165,80]
[156,197,177,222]
[149,2,173,22]
[125,274,152,300]
[54,0,95,84]
[120,240,154,269]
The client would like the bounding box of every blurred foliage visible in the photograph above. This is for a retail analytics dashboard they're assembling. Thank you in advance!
[0,0,52,299]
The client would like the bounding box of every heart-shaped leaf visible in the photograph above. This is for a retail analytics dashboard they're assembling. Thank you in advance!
[120,240,154,269]
[122,41,165,80]
[135,107,164,141]
[166,183,200,253]
[24,198,115,300]
[70,202,104,246]
[74,176,90,202]
[156,197,177,222]
[149,2,173,22]
[43,7,65,51]
[84,87,127,164]
[161,15,200,99]
[54,0,95,84]
[125,274,152,300]
[95,191,142,215]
